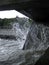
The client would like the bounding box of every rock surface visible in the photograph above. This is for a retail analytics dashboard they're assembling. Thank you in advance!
[35,47,49,65]
[23,21,49,65]
[0,18,49,65]
[0,0,31,6]
[23,21,49,50]
[0,17,31,65]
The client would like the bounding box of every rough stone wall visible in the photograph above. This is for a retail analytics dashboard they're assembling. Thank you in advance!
[0,0,31,5]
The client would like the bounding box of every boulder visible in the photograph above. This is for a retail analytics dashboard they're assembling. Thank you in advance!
[23,21,49,65]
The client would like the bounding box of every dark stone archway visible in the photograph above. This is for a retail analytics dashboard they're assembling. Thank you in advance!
[0,0,49,65]
[0,0,49,25]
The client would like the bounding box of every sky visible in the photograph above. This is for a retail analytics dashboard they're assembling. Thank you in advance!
[0,10,28,19]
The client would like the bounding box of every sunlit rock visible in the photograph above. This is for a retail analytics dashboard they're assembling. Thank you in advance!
[0,17,31,65]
